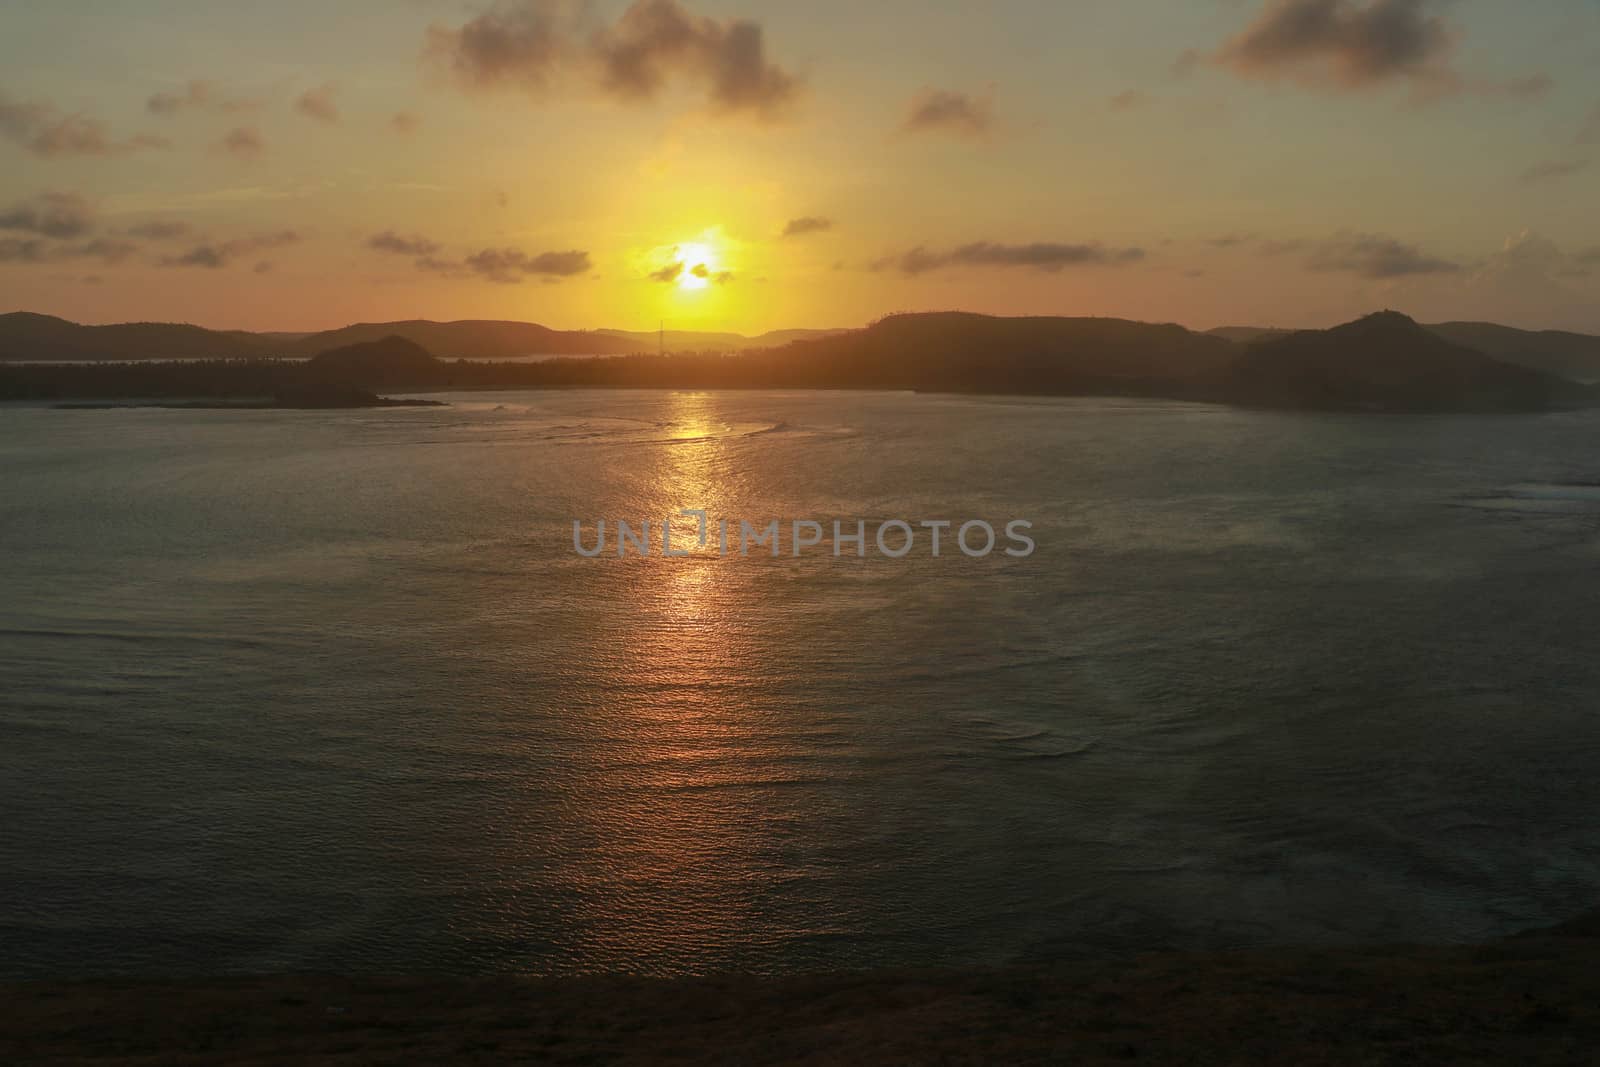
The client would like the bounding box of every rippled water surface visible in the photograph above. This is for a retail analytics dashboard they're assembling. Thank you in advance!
[5,389,1600,979]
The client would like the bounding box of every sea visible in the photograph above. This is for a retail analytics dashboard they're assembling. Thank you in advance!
[4,388,1600,979]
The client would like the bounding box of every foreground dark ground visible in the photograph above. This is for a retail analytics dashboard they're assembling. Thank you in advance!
[6,913,1600,1065]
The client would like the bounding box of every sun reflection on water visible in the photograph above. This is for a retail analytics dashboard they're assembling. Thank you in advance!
[551,391,823,972]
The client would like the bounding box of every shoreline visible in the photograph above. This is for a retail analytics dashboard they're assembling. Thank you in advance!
[6,914,1598,1064]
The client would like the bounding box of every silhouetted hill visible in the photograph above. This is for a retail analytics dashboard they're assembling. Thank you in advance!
[1425,322,1600,382]
[1207,326,1294,345]
[6,310,1596,414]
[304,335,444,390]
[0,312,271,362]
[0,312,850,364]
[282,320,638,360]
[771,312,1237,393]
[1224,311,1595,412]
[1212,320,1600,382]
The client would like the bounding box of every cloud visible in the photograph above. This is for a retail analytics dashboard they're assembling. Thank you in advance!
[878,240,1146,276]
[1214,0,1458,92]
[593,0,798,117]
[1518,158,1589,185]
[903,88,993,138]
[147,80,214,116]
[217,125,265,160]
[123,220,192,241]
[368,231,442,257]
[648,257,732,284]
[0,235,139,266]
[782,216,832,238]
[464,247,589,281]
[368,228,589,283]
[147,80,211,116]
[409,246,591,283]
[1305,233,1458,278]
[146,80,259,117]
[391,111,422,135]
[427,0,800,120]
[1456,231,1595,323]
[66,238,141,264]
[1108,90,1149,111]
[0,238,47,263]
[1489,74,1553,101]
[0,192,94,239]
[426,0,566,92]
[163,230,299,269]
[295,83,340,123]
[0,90,171,157]
[1171,49,1202,79]
[0,193,195,267]
[1580,104,1600,146]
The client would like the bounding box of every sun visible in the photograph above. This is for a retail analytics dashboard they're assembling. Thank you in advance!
[675,242,718,290]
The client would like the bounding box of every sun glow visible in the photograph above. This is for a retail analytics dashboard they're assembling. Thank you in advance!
[675,242,718,290]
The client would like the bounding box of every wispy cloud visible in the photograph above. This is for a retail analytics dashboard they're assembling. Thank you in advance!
[123,220,193,241]
[294,83,340,123]
[162,230,300,269]
[1518,158,1589,185]
[902,88,994,138]
[216,125,265,160]
[876,241,1145,275]
[782,216,832,238]
[1580,103,1600,146]
[0,193,206,268]
[0,89,170,157]
[1305,233,1458,278]
[368,231,441,257]
[1491,74,1553,101]
[370,233,592,283]
[458,247,591,282]
[0,191,95,239]
[146,80,259,117]
[0,236,140,265]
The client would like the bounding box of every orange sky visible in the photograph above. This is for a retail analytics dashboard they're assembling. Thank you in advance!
[2,0,1598,334]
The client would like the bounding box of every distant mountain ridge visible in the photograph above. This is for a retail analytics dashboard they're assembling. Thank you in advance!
[767,312,1237,392]
[1425,322,1600,382]
[596,327,849,351]
[278,320,636,360]
[9,309,1588,414]
[0,312,272,362]
[1208,320,1600,381]
[1223,311,1594,412]
[0,313,850,364]
[9,309,1600,385]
